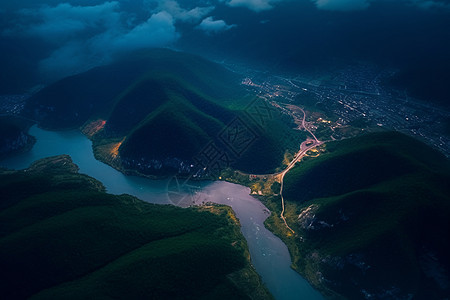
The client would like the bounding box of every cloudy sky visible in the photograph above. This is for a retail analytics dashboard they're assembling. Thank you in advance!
[1,0,449,94]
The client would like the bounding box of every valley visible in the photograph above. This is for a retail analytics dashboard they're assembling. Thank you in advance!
[0,155,272,299]
[0,125,323,300]
[238,63,450,157]
[1,49,449,300]
[22,49,303,178]
[2,1,450,299]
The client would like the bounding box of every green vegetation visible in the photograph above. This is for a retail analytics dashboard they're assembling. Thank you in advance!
[117,88,228,166]
[294,90,323,113]
[272,132,450,299]
[284,131,449,203]
[23,48,302,176]
[0,155,272,300]
[23,49,248,130]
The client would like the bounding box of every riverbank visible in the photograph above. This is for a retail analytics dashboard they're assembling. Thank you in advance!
[200,204,274,300]
[0,125,324,300]
[91,136,220,181]
[259,195,341,299]
[0,155,273,299]
[91,141,325,299]
[86,141,325,297]
[217,153,337,299]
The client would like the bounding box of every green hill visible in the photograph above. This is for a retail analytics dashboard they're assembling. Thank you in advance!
[119,98,224,162]
[283,132,448,203]
[0,155,272,300]
[23,49,248,130]
[278,132,450,299]
[23,48,304,176]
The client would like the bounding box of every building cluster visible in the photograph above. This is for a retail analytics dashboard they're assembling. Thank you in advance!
[240,64,450,157]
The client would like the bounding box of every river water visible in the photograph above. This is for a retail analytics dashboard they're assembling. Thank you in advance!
[0,125,323,300]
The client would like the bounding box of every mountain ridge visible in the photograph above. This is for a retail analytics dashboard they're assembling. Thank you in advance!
[266,131,450,299]
[24,48,304,176]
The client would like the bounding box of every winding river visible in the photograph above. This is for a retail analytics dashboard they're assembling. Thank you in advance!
[0,125,323,300]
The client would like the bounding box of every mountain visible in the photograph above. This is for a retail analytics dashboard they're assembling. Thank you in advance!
[23,48,304,176]
[23,48,246,130]
[0,155,271,300]
[279,132,450,299]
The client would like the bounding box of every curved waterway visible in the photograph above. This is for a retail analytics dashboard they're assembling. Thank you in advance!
[0,125,323,300]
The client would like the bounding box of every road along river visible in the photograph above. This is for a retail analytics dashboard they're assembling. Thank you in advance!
[0,125,323,300]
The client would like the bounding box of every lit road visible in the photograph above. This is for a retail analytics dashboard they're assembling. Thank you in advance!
[278,138,323,234]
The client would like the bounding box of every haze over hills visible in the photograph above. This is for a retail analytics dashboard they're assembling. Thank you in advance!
[23,49,246,129]
[24,49,304,176]
[1,0,450,107]
[280,132,450,299]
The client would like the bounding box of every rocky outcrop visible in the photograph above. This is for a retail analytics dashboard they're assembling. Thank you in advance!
[0,131,35,157]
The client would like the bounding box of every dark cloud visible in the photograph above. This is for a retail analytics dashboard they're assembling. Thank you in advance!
[40,11,178,78]
[15,2,121,40]
[196,16,236,34]
[3,1,179,81]
[1,0,450,92]
[154,0,214,22]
